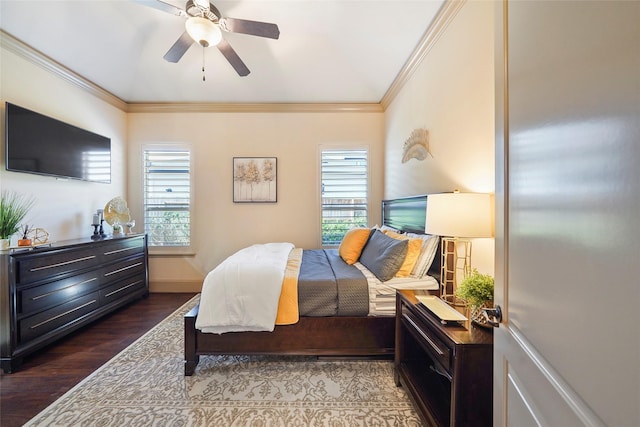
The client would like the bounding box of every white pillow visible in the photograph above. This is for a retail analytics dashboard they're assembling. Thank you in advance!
[406,233,440,278]
[378,224,400,234]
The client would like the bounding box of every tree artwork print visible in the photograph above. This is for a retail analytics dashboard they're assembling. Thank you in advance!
[233,157,277,202]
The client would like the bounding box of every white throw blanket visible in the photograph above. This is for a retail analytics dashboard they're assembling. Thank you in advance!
[195,242,294,334]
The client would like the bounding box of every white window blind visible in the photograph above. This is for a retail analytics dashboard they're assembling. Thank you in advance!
[321,149,368,246]
[143,149,191,247]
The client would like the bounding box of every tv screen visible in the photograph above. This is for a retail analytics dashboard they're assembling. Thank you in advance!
[5,102,111,183]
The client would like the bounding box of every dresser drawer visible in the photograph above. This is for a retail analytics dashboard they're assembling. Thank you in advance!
[100,237,145,263]
[15,248,100,285]
[100,276,147,305]
[19,270,101,315]
[19,292,99,343]
[102,254,146,283]
[402,307,452,373]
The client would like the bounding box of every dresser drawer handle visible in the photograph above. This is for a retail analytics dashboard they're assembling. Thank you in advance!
[103,246,138,256]
[31,277,98,300]
[404,314,444,355]
[29,300,98,329]
[29,255,96,272]
[105,280,143,297]
[104,262,143,276]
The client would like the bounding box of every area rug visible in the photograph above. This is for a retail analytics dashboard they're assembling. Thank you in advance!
[25,296,421,426]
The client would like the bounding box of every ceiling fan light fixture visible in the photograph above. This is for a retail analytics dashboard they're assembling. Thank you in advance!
[185,16,221,47]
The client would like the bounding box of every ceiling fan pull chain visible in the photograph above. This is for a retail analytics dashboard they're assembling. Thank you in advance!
[202,46,206,82]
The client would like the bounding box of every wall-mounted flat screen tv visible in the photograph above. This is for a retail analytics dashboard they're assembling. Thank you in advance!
[5,102,111,183]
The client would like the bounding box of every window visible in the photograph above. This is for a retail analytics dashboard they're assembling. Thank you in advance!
[321,148,368,246]
[143,148,191,248]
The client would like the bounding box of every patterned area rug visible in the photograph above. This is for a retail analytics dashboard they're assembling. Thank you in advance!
[25,296,421,426]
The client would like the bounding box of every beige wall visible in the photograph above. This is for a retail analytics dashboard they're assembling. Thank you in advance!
[384,0,495,275]
[0,43,127,245]
[128,111,384,291]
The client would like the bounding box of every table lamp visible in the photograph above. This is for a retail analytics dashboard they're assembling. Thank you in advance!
[426,191,493,304]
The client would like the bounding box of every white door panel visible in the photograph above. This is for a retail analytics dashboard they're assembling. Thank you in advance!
[495,0,640,426]
[499,327,603,427]
[507,373,539,427]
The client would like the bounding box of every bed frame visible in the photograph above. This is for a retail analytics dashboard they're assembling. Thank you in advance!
[184,194,438,375]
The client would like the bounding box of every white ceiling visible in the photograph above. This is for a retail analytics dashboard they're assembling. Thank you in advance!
[0,0,445,105]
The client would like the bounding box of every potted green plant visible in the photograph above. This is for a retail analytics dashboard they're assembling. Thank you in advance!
[0,191,35,249]
[456,269,494,327]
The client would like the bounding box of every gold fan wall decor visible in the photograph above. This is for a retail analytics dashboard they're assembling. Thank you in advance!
[402,128,431,163]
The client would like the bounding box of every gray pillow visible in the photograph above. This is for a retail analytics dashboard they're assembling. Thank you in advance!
[359,230,408,281]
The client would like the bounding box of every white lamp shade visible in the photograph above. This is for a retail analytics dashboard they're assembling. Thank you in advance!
[185,17,222,47]
[425,192,493,238]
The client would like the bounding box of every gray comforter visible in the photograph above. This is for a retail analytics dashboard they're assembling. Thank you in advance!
[297,249,369,317]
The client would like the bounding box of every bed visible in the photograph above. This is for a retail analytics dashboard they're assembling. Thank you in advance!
[184,194,440,375]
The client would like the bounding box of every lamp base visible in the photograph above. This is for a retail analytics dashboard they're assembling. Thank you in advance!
[439,237,472,303]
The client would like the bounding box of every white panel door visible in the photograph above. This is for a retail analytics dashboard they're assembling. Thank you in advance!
[494,1,640,426]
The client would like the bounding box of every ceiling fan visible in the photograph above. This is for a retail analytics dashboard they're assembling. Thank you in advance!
[136,0,280,76]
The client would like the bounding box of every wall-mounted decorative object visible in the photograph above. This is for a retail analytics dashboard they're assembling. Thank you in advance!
[402,128,431,163]
[233,157,277,203]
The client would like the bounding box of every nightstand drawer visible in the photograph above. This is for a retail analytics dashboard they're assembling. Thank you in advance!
[402,309,452,373]
[19,270,101,315]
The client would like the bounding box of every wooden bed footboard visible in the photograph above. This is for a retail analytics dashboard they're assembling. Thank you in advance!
[184,304,395,375]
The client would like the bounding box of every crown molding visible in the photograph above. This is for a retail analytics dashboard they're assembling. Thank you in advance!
[1,30,129,112]
[126,102,383,113]
[380,0,466,110]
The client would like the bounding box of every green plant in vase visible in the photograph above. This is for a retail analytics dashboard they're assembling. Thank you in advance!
[456,269,494,327]
[0,191,35,248]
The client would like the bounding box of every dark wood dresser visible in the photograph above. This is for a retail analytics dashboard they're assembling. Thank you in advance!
[395,290,493,426]
[0,234,149,373]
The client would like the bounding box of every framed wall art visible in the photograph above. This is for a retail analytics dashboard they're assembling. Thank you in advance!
[233,157,277,203]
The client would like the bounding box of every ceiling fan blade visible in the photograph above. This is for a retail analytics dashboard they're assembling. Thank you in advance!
[220,18,280,39]
[131,0,187,17]
[163,32,194,63]
[193,0,210,10]
[217,39,250,76]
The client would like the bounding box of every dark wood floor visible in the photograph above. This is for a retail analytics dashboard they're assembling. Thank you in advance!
[0,292,197,427]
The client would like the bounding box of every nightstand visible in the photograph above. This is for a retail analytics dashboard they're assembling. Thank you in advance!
[395,290,493,426]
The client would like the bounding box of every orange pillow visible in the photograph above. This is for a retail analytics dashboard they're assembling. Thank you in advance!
[384,230,423,277]
[383,229,404,239]
[395,238,422,277]
[339,228,371,265]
